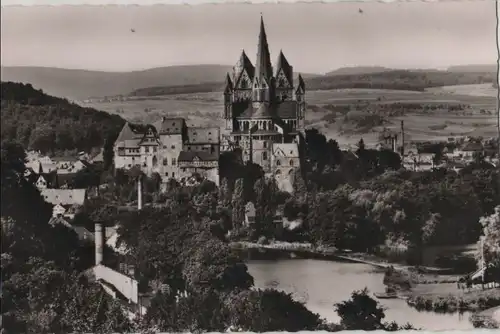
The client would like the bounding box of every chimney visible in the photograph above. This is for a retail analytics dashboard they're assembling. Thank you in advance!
[400,121,405,156]
[95,223,104,265]
[138,175,143,210]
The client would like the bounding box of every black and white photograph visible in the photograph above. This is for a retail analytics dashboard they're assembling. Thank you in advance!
[1,0,499,332]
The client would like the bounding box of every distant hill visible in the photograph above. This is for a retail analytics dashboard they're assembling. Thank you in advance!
[1,65,237,101]
[129,69,497,97]
[447,64,497,73]
[325,66,393,76]
[1,65,320,101]
[1,81,125,155]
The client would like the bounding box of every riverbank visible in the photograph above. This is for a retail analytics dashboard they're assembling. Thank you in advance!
[470,306,500,328]
[230,241,457,284]
[406,287,500,314]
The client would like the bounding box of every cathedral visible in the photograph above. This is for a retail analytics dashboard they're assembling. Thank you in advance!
[223,17,306,189]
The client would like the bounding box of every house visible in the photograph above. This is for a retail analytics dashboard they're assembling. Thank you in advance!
[271,143,300,193]
[178,150,220,185]
[244,202,256,226]
[459,141,484,159]
[40,188,87,219]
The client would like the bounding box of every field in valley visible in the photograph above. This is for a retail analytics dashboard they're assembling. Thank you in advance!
[83,83,498,148]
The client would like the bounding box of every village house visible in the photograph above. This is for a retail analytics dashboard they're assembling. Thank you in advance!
[40,188,87,219]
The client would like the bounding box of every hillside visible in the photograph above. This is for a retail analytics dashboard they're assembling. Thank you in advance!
[129,69,496,97]
[1,81,125,155]
[447,64,497,73]
[0,65,237,101]
[325,66,393,76]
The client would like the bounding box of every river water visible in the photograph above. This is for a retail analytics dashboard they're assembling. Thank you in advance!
[246,258,474,331]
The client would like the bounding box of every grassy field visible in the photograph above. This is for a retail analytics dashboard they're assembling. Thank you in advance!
[82,83,498,148]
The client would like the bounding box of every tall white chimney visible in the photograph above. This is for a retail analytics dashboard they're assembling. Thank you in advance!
[138,175,143,210]
[95,223,104,265]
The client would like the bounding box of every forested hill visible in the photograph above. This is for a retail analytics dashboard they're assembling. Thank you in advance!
[1,81,125,155]
[129,69,496,97]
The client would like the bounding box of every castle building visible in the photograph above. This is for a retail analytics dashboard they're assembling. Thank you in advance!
[113,117,220,185]
[223,17,305,191]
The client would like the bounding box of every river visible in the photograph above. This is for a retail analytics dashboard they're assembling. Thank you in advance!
[246,257,474,331]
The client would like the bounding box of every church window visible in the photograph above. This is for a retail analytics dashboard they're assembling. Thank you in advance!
[278,78,285,88]
[276,160,281,166]
[290,159,294,166]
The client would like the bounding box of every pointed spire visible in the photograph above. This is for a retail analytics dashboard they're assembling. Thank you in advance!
[224,72,233,93]
[296,74,305,94]
[275,50,293,83]
[233,50,255,84]
[254,15,273,83]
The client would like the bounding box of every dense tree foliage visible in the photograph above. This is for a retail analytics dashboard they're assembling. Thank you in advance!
[335,288,415,331]
[1,82,125,155]
[1,140,131,333]
[476,207,500,270]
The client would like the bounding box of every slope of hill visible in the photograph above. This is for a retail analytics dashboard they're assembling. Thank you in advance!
[447,64,497,73]
[1,65,321,101]
[1,81,125,155]
[325,66,393,76]
[0,65,236,101]
[129,69,497,97]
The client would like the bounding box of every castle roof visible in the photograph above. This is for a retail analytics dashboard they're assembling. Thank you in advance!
[115,123,145,144]
[152,117,185,135]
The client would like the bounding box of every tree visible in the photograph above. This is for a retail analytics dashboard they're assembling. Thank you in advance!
[335,288,414,331]
[224,289,321,332]
[231,179,245,228]
[476,206,500,270]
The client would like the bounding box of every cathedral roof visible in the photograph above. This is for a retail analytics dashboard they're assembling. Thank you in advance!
[275,50,293,84]
[296,74,305,93]
[233,50,255,84]
[254,16,273,84]
[224,73,233,93]
[234,100,297,119]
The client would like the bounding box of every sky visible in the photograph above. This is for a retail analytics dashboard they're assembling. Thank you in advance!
[1,2,497,74]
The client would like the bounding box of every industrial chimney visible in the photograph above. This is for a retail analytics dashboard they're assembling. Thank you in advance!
[95,223,104,265]
[137,175,143,210]
[400,120,405,156]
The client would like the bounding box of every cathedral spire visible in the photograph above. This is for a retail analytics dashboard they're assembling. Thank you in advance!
[254,15,273,84]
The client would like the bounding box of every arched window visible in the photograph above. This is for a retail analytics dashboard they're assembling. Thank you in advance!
[290,159,294,166]
[152,156,158,167]
[275,169,281,175]
[276,160,281,166]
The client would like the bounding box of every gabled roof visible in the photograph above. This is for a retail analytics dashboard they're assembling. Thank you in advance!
[275,50,293,84]
[115,123,145,143]
[41,189,87,206]
[462,142,484,152]
[152,117,186,135]
[273,143,299,158]
[178,150,219,162]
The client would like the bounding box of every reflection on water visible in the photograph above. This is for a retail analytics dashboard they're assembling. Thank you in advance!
[247,258,474,331]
